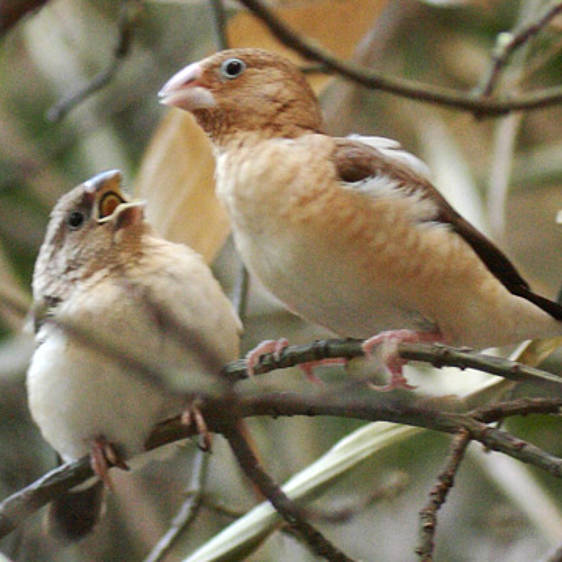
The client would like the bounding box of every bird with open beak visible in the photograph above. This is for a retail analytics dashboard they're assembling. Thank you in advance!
[27,170,241,539]
[159,48,562,389]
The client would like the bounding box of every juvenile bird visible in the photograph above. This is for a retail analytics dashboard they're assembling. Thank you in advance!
[159,48,562,389]
[27,170,241,539]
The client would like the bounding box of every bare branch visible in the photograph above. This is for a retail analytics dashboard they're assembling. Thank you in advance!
[416,431,471,561]
[1,393,560,540]
[222,419,355,562]
[303,470,409,524]
[479,1,562,97]
[235,0,562,116]
[222,338,562,387]
[238,393,562,477]
[144,449,210,562]
[46,1,139,122]
[0,456,92,539]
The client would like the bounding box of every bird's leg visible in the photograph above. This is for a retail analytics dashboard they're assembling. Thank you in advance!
[90,436,129,489]
[245,338,346,383]
[362,330,443,391]
[182,399,212,452]
[245,338,289,376]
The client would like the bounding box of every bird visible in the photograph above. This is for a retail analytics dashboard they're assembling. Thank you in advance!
[158,47,562,389]
[27,169,241,539]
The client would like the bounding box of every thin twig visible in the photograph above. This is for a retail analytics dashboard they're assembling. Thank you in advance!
[46,1,139,121]
[144,449,210,562]
[222,419,355,562]
[235,0,562,116]
[303,470,409,524]
[416,431,471,561]
[478,1,562,97]
[485,1,538,240]
[397,342,562,386]
[468,396,562,423]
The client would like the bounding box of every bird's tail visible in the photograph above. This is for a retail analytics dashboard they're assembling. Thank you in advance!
[46,480,105,541]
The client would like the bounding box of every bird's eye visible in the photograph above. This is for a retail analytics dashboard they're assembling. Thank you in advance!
[220,58,246,80]
[66,210,85,230]
[98,191,125,219]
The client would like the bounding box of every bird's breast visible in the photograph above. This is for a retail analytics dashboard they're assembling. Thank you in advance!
[214,141,439,336]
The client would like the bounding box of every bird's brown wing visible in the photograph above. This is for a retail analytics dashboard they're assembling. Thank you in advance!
[333,137,562,320]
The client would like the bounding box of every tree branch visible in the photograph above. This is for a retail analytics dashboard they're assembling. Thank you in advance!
[238,393,562,477]
[46,1,139,122]
[235,0,562,116]
[478,1,562,97]
[0,456,92,539]
[144,449,210,562]
[416,431,471,561]
[2,394,560,541]
[222,338,562,387]
[222,418,355,562]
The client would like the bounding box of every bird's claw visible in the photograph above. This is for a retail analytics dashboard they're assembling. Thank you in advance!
[182,401,212,452]
[90,437,129,489]
[245,338,289,376]
[362,330,442,391]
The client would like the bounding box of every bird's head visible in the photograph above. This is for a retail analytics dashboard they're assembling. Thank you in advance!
[33,170,148,304]
[159,48,324,146]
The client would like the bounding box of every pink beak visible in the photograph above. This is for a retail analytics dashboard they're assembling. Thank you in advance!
[158,61,216,111]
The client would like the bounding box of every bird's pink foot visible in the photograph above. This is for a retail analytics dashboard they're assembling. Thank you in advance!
[90,436,129,489]
[182,400,212,452]
[299,357,348,384]
[245,338,289,376]
[362,330,443,391]
[246,338,346,383]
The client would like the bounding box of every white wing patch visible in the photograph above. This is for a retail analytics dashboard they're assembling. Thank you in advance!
[347,134,432,180]
[343,172,440,226]
[340,134,441,226]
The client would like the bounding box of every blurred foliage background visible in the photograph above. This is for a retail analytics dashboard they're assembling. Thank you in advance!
[0,0,561,560]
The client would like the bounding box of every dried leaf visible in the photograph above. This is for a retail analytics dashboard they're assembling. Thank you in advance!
[134,110,230,263]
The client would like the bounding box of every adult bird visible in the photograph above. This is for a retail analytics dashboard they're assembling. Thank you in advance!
[159,48,562,389]
[27,170,241,538]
